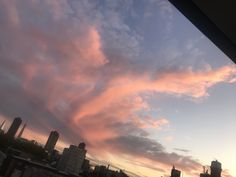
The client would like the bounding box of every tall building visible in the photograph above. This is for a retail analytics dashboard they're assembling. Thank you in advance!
[6,117,22,138]
[211,160,222,177]
[44,131,59,153]
[82,159,90,172]
[57,142,87,175]
[94,165,107,177]
[170,166,181,177]
[17,122,27,138]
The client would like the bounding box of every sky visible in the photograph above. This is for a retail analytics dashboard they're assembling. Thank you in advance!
[0,0,236,177]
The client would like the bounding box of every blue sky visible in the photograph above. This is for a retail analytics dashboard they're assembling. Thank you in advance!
[0,0,235,177]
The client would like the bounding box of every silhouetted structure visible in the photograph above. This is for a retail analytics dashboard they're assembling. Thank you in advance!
[171,166,181,177]
[200,174,211,177]
[94,165,107,177]
[211,160,222,177]
[200,166,210,177]
[0,117,131,177]
[79,142,86,149]
[82,159,90,172]
[17,122,27,138]
[93,165,129,177]
[6,117,22,138]
[44,131,59,153]
[57,142,87,175]
[0,155,71,177]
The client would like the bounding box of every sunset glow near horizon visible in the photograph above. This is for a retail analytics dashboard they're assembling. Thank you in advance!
[0,0,236,177]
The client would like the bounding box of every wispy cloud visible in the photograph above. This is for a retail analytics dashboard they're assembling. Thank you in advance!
[174,148,190,153]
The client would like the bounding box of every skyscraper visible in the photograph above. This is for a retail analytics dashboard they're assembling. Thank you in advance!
[57,142,87,175]
[211,160,222,177]
[6,117,22,138]
[170,166,181,177]
[44,131,59,153]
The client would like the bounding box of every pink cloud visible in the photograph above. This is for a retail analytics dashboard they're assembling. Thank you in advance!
[1,0,20,27]
[27,26,107,68]
[0,1,235,177]
[76,26,108,66]
[229,77,236,83]
[132,116,169,129]
[222,169,233,177]
[74,65,236,121]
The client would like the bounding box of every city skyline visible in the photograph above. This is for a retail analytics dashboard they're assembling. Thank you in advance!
[0,0,235,177]
[0,117,226,177]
